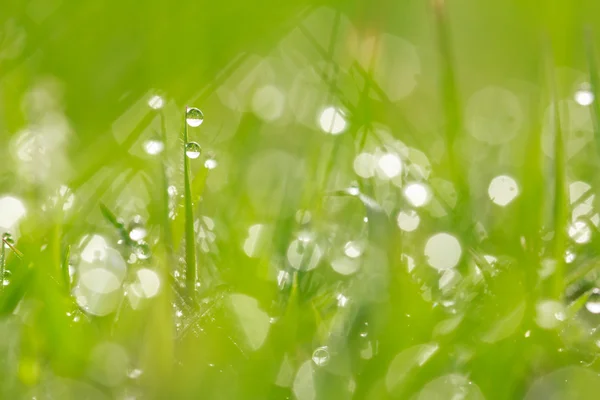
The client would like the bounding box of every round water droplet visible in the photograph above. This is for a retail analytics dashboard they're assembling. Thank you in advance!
[344,241,364,259]
[185,142,201,159]
[135,241,151,260]
[586,289,600,314]
[312,346,330,366]
[128,216,147,241]
[347,182,360,196]
[186,107,204,127]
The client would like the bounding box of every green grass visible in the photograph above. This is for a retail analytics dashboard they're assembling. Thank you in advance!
[3,0,600,399]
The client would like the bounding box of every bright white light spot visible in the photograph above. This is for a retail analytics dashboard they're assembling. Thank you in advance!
[377,153,402,179]
[353,153,376,178]
[319,106,347,135]
[565,250,576,264]
[336,293,349,307]
[404,183,430,207]
[137,268,160,298]
[204,158,218,170]
[568,220,592,244]
[488,175,519,206]
[143,139,164,155]
[424,233,462,271]
[252,85,285,121]
[0,196,26,231]
[575,89,594,106]
[148,95,165,110]
[344,241,364,258]
[397,210,420,232]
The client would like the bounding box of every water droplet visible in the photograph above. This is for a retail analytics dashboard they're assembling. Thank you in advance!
[143,139,164,155]
[565,250,576,264]
[524,330,531,338]
[344,241,364,258]
[148,95,165,110]
[185,142,201,159]
[204,157,218,169]
[134,241,151,260]
[347,182,360,196]
[128,216,147,241]
[312,346,330,366]
[586,289,600,314]
[186,107,204,127]
[167,185,178,196]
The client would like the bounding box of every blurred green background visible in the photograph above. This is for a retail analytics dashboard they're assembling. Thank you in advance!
[3,0,600,399]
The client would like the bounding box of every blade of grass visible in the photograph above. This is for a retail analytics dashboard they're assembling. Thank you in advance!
[545,41,568,300]
[183,109,198,301]
[584,28,600,157]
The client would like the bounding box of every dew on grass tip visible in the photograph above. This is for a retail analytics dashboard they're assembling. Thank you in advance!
[185,142,201,159]
[186,107,204,127]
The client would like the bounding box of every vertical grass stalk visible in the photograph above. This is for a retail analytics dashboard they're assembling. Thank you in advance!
[545,42,568,299]
[183,108,198,301]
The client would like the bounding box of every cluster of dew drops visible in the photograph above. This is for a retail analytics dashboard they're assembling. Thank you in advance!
[145,97,217,169]
[184,107,217,169]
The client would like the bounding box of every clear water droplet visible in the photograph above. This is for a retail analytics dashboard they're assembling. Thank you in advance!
[128,216,147,241]
[185,142,201,159]
[186,107,204,127]
[586,289,600,314]
[347,182,360,196]
[135,241,151,260]
[312,346,330,366]
[344,241,364,258]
